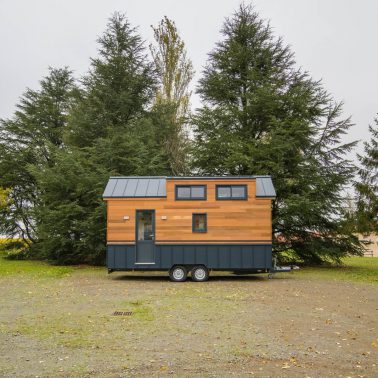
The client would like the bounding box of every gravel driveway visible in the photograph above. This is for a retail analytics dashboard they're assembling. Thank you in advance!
[0,268,377,377]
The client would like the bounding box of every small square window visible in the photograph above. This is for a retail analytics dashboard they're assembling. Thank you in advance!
[192,213,207,233]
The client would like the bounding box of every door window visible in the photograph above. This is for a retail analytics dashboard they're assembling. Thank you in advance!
[137,211,153,240]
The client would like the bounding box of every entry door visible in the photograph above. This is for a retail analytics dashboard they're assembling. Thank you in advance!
[135,210,155,264]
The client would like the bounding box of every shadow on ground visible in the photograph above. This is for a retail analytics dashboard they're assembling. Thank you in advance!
[109,272,285,282]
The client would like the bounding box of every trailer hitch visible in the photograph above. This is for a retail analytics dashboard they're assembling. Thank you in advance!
[269,257,299,278]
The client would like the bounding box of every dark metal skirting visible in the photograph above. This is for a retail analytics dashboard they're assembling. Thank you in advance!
[107,244,272,271]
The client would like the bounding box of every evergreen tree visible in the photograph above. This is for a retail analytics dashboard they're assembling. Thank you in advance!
[192,4,362,263]
[66,12,171,176]
[0,68,76,245]
[67,12,157,148]
[32,148,107,263]
[150,16,194,174]
[34,13,172,264]
[356,118,378,233]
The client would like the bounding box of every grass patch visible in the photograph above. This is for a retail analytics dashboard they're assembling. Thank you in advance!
[297,257,378,284]
[121,300,154,321]
[0,248,104,278]
[14,315,95,348]
[0,254,74,278]
[12,301,155,351]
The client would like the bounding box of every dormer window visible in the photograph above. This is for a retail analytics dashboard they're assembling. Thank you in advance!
[175,185,206,200]
[216,185,247,200]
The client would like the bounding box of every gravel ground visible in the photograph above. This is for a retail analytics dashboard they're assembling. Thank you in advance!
[0,268,377,377]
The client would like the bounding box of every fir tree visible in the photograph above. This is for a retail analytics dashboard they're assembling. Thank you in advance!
[192,4,362,263]
[0,68,76,245]
[34,13,172,264]
[67,12,156,148]
[356,118,378,233]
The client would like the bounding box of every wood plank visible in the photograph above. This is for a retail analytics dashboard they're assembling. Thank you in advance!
[106,178,273,243]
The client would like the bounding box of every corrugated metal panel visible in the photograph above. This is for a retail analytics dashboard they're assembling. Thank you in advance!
[103,177,167,198]
[256,177,276,198]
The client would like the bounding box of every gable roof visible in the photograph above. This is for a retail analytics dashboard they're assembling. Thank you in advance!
[103,176,276,198]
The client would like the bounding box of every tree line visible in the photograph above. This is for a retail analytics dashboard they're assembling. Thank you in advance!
[0,4,376,264]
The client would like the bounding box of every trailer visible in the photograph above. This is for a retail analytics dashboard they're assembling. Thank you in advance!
[103,176,277,282]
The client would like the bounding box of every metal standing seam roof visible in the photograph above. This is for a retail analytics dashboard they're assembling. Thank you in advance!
[255,177,276,198]
[103,176,276,198]
[103,177,166,198]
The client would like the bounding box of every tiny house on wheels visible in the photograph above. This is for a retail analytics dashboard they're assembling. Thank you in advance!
[103,176,276,282]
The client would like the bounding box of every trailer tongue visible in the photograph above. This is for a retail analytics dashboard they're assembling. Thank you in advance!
[268,261,300,278]
[273,265,292,273]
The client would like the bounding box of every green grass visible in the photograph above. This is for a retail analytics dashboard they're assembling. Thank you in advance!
[14,315,94,348]
[120,300,154,321]
[0,247,105,278]
[0,257,74,278]
[0,249,75,278]
[10,300,155,350]
[1,246,377,284]
[296,257,378,284]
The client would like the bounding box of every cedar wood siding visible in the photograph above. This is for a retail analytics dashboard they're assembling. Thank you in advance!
[105,178,273,245]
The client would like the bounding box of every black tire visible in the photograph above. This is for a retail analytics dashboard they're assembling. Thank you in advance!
[169,266,188,282]
[191,265,209,282]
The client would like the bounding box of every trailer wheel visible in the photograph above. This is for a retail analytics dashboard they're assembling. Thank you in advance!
[191,266,209,282]
[169,266,188,282]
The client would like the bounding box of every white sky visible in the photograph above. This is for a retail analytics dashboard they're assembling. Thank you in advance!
[1,0,377,157]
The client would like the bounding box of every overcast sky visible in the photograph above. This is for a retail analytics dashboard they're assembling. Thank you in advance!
[1,0,377,157]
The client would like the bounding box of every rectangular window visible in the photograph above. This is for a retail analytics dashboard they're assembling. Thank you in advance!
[177,186,191,199]
[192,213,207,233]
[216,185,247,200]
[175,185,206,200]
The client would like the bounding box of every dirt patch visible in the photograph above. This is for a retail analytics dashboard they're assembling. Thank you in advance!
[0,269,377,377]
